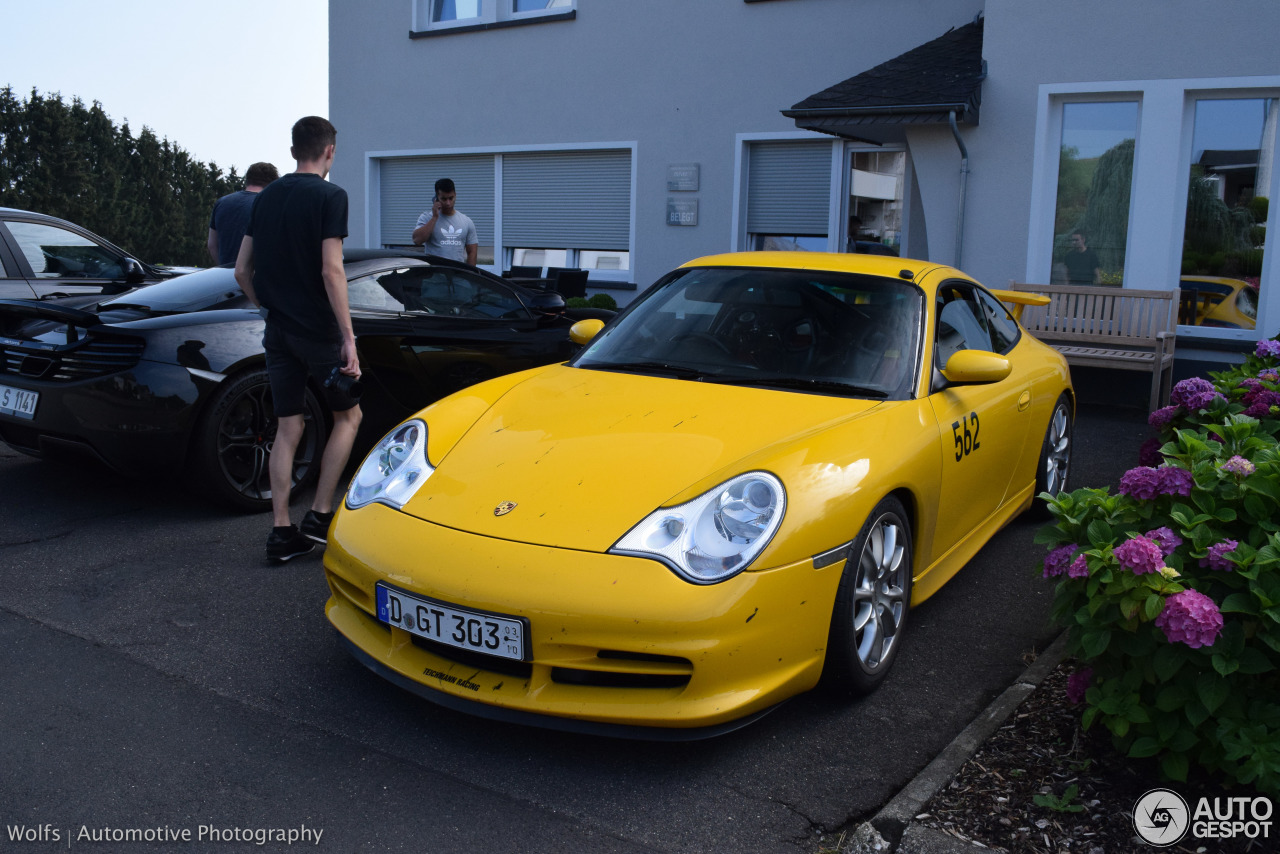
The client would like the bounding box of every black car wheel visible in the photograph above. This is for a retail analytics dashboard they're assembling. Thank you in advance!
[822,495,913,698]
[193,368,327,512]
[1032,394,1073,517]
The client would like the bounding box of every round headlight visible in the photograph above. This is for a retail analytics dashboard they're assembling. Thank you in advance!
[611,472,786,584]
[346,420,434,510]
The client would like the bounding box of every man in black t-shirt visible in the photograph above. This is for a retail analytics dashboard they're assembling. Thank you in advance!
[207,161,279,265]
[1064,230,1101,285]
[235,116,362,563]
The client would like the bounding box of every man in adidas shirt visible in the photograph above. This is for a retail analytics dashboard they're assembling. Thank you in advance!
[412,177,479,265]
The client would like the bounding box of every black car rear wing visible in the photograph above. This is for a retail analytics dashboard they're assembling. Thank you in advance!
[0,298,102,344]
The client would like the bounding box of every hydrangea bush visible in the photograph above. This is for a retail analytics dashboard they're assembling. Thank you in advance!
[1038,337,1280,794]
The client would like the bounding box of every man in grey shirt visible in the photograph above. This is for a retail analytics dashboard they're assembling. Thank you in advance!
[411,177,478,265]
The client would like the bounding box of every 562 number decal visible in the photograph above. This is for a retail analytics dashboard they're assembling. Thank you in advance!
[952,412,981,461]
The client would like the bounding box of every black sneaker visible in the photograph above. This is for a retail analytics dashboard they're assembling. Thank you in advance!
[300,510,335,544]
[266,526,315,563]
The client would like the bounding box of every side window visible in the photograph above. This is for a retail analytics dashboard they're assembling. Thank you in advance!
[935,285,992,367]
[6,221,124,279]
[347,272,409,312]
[975,289,1021,354]
[450,271,529,319]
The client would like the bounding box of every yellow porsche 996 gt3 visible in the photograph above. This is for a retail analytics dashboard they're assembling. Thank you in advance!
[323,252,1073,738]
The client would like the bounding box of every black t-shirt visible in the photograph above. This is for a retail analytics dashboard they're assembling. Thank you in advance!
[245,172,349,342]
[1064,247,1100,285]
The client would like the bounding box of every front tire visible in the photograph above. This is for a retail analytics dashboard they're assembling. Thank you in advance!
[822,496,913,698]
[192,368,328,512]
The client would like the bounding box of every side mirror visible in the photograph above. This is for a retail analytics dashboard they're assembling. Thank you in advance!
[569,318,605,345]
[941,349,1012,384]
[121,258,146,284]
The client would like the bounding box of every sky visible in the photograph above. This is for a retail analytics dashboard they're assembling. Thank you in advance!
[1,0,328,176]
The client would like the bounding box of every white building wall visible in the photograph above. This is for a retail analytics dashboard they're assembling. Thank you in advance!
[329,0,982,292]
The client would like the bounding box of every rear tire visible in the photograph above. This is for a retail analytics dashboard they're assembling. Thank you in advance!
[192,368,327,512]
[1031,394,1073,517]
[822,496,913,698]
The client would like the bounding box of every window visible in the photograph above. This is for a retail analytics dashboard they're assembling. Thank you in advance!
[1177,98,1274,330]
[413,0,574,33]
[5,221,124,279]
[379,155,495,265]
[1050,102,1138,286]
[746,140,833,252]
[935,284,992,368]
[975,289,1021,354]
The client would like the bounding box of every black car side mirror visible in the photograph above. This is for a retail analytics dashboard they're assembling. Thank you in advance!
[121,258,146,284]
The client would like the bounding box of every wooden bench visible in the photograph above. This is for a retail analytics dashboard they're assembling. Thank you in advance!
[1006,283,1177,412]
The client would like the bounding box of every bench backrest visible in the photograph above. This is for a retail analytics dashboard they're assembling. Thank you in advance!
[1009,283,1177,348]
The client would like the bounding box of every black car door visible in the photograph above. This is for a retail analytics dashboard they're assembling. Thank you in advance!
[348,265,576,414]
[0,223,37,299]
[0,218,134,298]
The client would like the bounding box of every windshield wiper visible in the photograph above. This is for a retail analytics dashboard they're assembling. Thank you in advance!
[582,360,712,380]
[705,375,890,397]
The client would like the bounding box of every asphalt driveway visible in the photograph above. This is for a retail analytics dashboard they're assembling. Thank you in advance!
[0,399,1149,853]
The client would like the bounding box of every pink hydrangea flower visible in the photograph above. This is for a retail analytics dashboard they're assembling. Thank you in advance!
[1148,406,1180,428]
[1199,540,1239,572]
[1155,589,1223,648]
[1170,377,1225,412]
[1066,667,1093,704]
[1255,339,1280,359]
[1220,456,1256,477]
[1114,535,1164,575]
[1042,544,1079,578]
[1066,554,1089,578]
[1145,527,1183,556]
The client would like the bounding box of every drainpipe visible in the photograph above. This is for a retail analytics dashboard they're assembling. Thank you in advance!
[949,109,969,270]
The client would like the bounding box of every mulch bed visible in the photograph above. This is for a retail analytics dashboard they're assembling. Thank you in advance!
[916,662,1271,853]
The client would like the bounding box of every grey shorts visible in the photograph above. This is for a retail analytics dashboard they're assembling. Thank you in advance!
[263,323,359,416]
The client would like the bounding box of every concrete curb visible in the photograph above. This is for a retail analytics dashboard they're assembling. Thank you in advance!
[840,631,1072,853]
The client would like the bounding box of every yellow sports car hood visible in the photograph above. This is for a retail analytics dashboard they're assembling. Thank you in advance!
[400,365,882,551]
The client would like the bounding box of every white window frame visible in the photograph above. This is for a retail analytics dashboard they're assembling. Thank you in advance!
[412,0,575,33]
[366,141,636,284]
[1028,76,1280,345]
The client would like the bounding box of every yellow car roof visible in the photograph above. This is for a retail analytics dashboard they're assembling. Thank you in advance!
[681,250,945,281]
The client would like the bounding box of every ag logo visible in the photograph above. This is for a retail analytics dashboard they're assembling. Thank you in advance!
[494,501,517,517]
[1133,788,1190,846]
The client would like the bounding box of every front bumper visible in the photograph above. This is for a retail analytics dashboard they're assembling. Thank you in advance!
[324,503,844,734]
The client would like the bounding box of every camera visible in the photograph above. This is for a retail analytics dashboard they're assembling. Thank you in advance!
[323,366,363,399]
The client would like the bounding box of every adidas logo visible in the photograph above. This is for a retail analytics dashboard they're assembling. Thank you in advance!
[442,224,463,238]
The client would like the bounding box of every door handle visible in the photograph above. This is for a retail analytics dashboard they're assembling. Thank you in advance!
[1018,390,1032,412]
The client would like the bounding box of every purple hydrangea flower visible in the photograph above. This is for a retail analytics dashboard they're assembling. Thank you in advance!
[1119,467,1161,500]
[1155,589,1224,648]
[1138,437,1164,467]
[1220,456,1256,477]
[1243,390,1280,419]
[1156,466,1193,497]
[1260,369,1280,383]
[1238,378,1264,394]
[1145,526,1183,556]
[1066,667,1093,705]
[1114,535,1165,576]
[1255,339,1280,359]
[1148,406,1180,429]
[1042,544,1079,579]
[1170,377,1226,412]
[1066,554,1089,579]
[1199,539,1239,572]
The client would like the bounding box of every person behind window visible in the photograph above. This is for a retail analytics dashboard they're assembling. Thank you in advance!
[1064,229,1101,285]
[207,161,279,266]
[411,177,479,266]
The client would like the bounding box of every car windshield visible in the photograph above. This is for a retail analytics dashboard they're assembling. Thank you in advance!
[100,266,242,313]
[571,266,922,399]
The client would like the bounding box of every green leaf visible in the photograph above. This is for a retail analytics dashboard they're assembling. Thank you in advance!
[1198,672,1230,714]
[1212,654,1240,676]
[1129,736,1162,758]
[1153,645,1185,681]
[1237,647,1276,675]
[1162,752,1189,782]
[1086,519,1114,547]
[1082,629,1111,659]
[1185,698,1210,727]
[1221,592,1260,615]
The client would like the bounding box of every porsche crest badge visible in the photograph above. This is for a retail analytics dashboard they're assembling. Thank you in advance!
[494,501,517,517]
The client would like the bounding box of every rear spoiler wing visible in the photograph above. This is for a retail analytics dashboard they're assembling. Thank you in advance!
[990,289,1049,322]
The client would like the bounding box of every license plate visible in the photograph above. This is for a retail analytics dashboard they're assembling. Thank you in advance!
[0,384,38,420]
[376,583,527,662]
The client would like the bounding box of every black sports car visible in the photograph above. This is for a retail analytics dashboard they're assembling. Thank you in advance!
[0,250,611,511]
[1,207,184,299]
